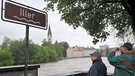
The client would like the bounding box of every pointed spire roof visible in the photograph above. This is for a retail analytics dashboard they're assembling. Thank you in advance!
[54,40,59,45]
[48,24,52,37]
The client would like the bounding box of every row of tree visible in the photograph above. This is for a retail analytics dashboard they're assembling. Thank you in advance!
[0,37,69,66]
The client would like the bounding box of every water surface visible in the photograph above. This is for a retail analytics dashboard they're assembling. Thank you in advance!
[38,57,114,76]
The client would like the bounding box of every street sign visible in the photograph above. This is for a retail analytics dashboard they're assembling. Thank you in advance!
[1,0,48,76]
[2,0,47,29]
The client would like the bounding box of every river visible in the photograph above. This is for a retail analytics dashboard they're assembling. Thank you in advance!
[38,57,114,76]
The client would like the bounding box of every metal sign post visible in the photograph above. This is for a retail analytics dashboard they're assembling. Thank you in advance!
[25,25,29,76]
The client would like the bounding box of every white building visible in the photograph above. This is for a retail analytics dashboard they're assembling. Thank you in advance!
[66,46,97,58]
[66,46,85,58]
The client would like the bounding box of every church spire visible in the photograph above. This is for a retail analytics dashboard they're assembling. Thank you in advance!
[47,24,52,43]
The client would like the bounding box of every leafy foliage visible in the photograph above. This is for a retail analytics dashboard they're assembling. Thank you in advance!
[40,46,50,62]
[0,37,68,66]
[55,44,64,60]
[9,39,25,65]
[60,42,69,57]
[0,36,11,49]
[28,42,42,64]
[0,49,14,66]
[44,0,135,44]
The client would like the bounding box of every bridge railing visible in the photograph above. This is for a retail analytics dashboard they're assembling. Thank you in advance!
[0,65,40,76]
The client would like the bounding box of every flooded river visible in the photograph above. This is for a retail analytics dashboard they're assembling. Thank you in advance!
[38,57,114,76]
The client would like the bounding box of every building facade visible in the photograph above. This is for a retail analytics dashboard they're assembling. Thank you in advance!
[66,46,85,58]
[66,46,97,58]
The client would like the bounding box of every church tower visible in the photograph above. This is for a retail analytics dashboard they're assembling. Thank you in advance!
[47,24,52,43]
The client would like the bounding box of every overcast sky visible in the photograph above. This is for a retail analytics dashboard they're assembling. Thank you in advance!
[0,0,118,48]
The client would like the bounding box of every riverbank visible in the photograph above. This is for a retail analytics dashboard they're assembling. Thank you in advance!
[38,57,114,76]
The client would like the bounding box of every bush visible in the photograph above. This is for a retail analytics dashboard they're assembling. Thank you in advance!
[0,49,14,66]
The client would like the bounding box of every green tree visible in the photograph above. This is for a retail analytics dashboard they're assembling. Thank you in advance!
[1,36,11,49]
[48,49,58,62]
[28,42,42,64]
[41,39,59,62]
[44,0,135,44]
[41,39,55,49]
[9,39,25,65]
[60,42,69,57]
[55,44,64,60]
[0,37,67,66]
[40,46,49,63]
[0,49,14,66]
